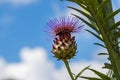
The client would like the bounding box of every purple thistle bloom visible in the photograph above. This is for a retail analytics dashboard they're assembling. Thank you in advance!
[47,16,82,38]
[47,16,83,60]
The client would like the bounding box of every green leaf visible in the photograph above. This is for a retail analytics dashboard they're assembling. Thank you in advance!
[67,6,95,22]
[94,43,106,48]
[91,0,98,13]
[108,21,120,32]
[103,63,112,70]
[114,30,120,39]
[75,65,90,80]
[72,14,99,33]
[103,8,120,23]
[89,68,111,80]
[85,29,103,42]
[97,0,109,12]
[67,0,84,4]
[98,53,108,55]
[80,76,102,80]
[96,0,109,19]
[67,0,90,12]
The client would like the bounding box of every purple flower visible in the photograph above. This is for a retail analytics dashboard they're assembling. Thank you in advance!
[47,16,83,60]
[47,16,82,36]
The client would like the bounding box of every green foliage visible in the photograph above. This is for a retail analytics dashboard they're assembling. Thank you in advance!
[98,53,108,55]
[94,43,106,48]
[103,63,112,70]
[80,68,111,80]
[89,68,111,80]
[74,65,90,80]
[103,8,120,24]
[108,21,120,32]
[66,0,120,80]
[85,29,103,41]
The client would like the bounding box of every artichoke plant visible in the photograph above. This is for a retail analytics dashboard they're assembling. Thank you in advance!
[48,0,120,80]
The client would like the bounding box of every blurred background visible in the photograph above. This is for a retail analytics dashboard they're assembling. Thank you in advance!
[0,0,119,80]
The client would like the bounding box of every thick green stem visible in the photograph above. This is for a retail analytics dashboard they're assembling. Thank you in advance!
[63,59,74,80]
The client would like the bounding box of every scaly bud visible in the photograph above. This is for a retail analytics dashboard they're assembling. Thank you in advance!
[47,16,83,60]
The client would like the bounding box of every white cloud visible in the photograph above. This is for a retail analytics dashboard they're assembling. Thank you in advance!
[2,47,55,80]
[0,0,37,5]
[0,58,6,80]
[0,47,108,80]
[53,60,108,80]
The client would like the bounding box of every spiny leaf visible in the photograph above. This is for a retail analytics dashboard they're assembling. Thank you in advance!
[96,0,109,19]
[67,6,95,22]
[97,0,109,12]
[103,63,112,70]
[92,0,98,13]
[67,0,89,12]
[113,30,120,39]
[108,21,120,32]
[98,53,108,55]
[89,68,111,80]
[67,0,84,4]
[80,76,102,80]
[75,65,90,80]
[103,8,120,23]
[72,14,99,33]
[112,41,120,51]
[85,29,103,42]
[94,43,106,48]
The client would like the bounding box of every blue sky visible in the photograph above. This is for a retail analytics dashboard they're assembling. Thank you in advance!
[0,0,99,62]
[0,0,119,80]
[0,0,64,62]
[0,0,74,62]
